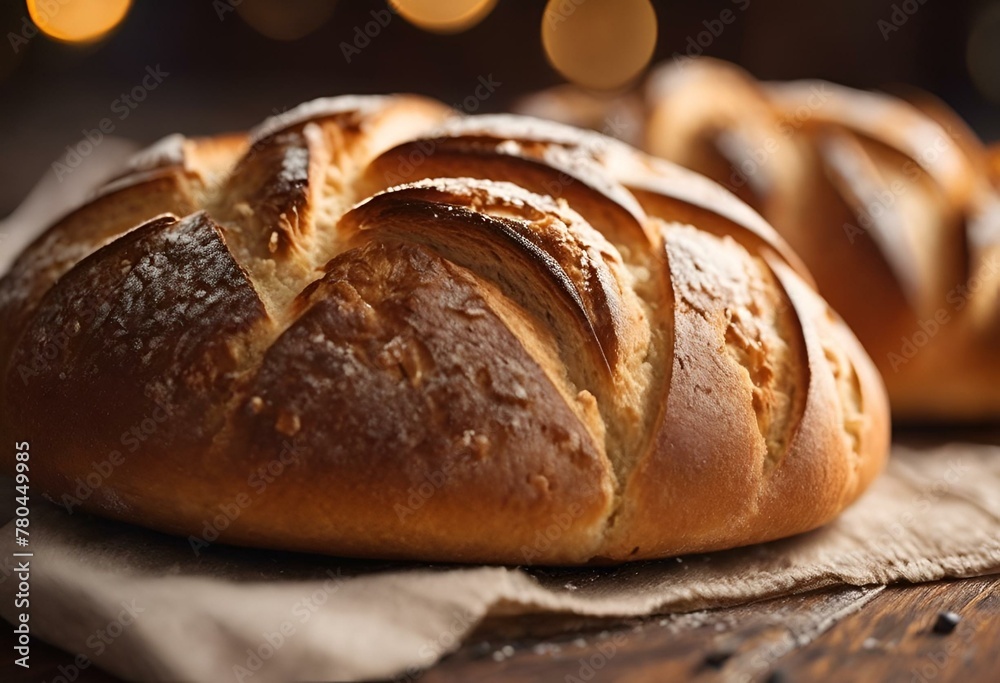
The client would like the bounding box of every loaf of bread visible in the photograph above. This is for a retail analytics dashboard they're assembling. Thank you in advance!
[0,96,888,564]
[518,59,1000,421]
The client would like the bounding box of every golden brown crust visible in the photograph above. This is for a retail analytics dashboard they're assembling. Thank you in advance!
[519,58,1000,421]
[0,95,889,563]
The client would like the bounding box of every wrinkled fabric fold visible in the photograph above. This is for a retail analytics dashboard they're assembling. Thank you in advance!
[1,443,998,683]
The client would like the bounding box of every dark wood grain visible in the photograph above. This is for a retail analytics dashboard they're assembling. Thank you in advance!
[423,576,1000,683]
[4,576,998,682]
[777,576,1000,683]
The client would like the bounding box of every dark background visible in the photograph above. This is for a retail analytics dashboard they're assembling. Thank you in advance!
[0,0,997,217]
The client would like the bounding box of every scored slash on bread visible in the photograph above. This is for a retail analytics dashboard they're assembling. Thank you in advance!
[0,95,888,564]
[518,59,1000,421]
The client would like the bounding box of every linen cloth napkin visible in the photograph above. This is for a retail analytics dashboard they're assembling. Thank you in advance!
[1,443,999,682]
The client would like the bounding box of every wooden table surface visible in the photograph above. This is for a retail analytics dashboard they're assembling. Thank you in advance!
[4,574,998,682]
[5,429,998,681]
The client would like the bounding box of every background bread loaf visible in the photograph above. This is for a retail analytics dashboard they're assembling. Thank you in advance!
[518,59,1000,422]
[0,96,889,564]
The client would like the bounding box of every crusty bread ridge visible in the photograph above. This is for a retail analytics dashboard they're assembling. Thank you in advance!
[0,96,889,563]
[518,59,1000,422]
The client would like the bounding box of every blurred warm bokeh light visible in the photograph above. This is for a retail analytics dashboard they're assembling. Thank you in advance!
[542,0,657,90]
[390,0,496,34]
[27,0,131,44]
[967,3,1000,104]
[236,0,337,41]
